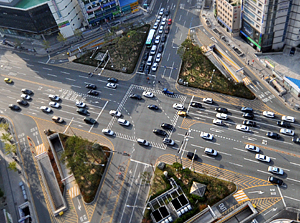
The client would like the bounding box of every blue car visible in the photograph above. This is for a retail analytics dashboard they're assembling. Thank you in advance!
[162,88,174,95]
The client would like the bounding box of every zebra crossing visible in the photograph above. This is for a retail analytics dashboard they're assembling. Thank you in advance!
[68,185,81,198]
[58,89,86,102]
[115,132,167,150]
[35,144,46,155]
[133,85,186,100]
[243,77,252,86]
[233,190,249,203]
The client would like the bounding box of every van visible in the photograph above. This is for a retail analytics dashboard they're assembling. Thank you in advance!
[150,45,157,55]
[147,56,153,66]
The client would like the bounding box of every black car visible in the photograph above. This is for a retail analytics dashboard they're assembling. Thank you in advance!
[87,90,99,96]
[158,44,164,53]
[21,89,33,95]
[161,123,173,130]
[17,100,28,106]
[187,152,198,160]
[266,132,280,139]
[164,9,170,16]
[77,108,89,115]
[129,94,142,100]
[161,35,167,42]
[290,47,296,55]
[241,107,253,113]
[268,176,284,186]
[165,26,170,34]
[107,77,118,83]
[86,84,97,89]
[148,104,158,110]
[145,65,150,74]
[190,102,202,108]
[163,138,174,145]
[9,104,20,111]
[153,129,167,136]
[277,121,291,128]
[142,52,149,61]
[139,63,145,72]
[243,113,254,119]
[292,137,300,143]
[215,107,228,113]
[84,117,97,124]
[243,120,256,127]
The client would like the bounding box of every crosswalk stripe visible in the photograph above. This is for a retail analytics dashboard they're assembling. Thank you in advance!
[233,190,249,203]
[68,185,80,198]
[35,144,46,155]
[243,77,252,85]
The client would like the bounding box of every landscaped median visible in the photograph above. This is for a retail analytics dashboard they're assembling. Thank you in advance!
[143,162,236,223]
[177,38,255,100]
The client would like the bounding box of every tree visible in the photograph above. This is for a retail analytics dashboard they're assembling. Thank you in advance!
[57,32,67,46]
[0,123,9,132]
[74,29,83,40]
[141,171,151,185]
[42,40,50,50]
[8,161,17,172]
[3,143,16,155]
[1,133,12,143]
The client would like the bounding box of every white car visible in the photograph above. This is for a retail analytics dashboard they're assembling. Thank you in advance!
[102,129,115,136]
[156,53,162,62]
[21,94,31,100]
[213,119,223,126]
[137,138,149,146]
[40,106,52,113]
[49,94,60,101]
[118,118,130,126]
[155,35,160,44]
[156,17,161,24]
[49,102,60,108]
[109,110,122,117]
[106,83,117,89]
[236,124,249,132]
[173,103,184,110]
[161,18,166,25]
[268,166,284,175]
[245,144,260,152]
[163,138,175,145]
[152,63,158,71]
[280,128,294,136]
[142,91,154,98]
[282,115,295,123]
[203,98,213,104]
[200,132,213,140]
[153,22,159,29]
[204,148,218,156]
[76,101,86,108]
[255,154,271,162]
[263,111,275,118]
[159,8,164,15]
[158,26,164,34]
[216,113,227,120]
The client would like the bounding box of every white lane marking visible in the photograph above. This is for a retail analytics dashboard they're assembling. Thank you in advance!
[218,151,232,156]
[232,147,247,152]
[43,67,52,70]
[204,141,220,146]
[97,79,107,83]
[66,78,76,81]
[201,155,215,159]
[268,156,276,160]
[277,186,286,207]
[287,178,300,183]
[257,169,269,174]
[72,85,81,88]
[61,71,70,74]
[229,162,243,167]
[47,74,57,77]
[190,144,204,148]
[244,158,259,163]
[284,196,300,202]
[79,75,89,79]
[290,162,300,167]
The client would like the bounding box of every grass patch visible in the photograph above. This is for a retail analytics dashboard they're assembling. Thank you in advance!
[73,24,150,74]
[143,163,236,222]
[59,135,110,203]
[178,39,255,99]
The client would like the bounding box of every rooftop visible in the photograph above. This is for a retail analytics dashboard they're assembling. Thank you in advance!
[15,0,48,9]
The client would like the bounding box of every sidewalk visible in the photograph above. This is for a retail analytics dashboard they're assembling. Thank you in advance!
[201,6,300,112]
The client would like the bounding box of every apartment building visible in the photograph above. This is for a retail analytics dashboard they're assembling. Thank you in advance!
[216,0,242,34]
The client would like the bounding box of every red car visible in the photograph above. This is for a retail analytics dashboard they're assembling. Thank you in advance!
[168,19,172,25]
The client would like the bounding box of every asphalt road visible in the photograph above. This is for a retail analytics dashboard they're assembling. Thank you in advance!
[1,0,300,222]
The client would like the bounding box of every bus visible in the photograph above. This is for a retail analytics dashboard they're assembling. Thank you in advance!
[146,29,156,48]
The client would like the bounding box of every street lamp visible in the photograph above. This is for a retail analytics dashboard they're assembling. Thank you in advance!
[210,69,215,90]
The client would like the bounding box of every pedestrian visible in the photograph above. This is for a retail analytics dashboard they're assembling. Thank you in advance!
[147,77,150,80]
[158,81,160,84]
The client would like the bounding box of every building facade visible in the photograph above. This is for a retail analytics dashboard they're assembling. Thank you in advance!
[240,0,298,52]
[216,0,241,34]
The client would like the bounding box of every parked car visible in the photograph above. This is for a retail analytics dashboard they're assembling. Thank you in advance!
[129,94,142,100]
[255,154,271,162]
[77,108,89,115]
[236,124,250,132]
[102,129,115,136]
[178,111,187,117]
[52,116,64,123]
[200,132,213,140]
[86,84,97,89]
[215,107,228,113]
[243,113,254,119]
[21,89,33,95]
[107,77,118,83]
[165,26,170,34]
[241,107,253,113]
[4,78,12,84]
[243,120,256,127]
[280,128,294,136]
[9,104,20,111]
[268,166,284,175]
[142,52,149,61]
[187,152,198,160]
[190,102,202,108]
[263,111,275,118]
[143,91,154,98]
[106,83,117,89]
[118,118,130,126]
[158,44,164,53]
[49,94,60,101]
[40,106,52,113]
[109,110,122,117]
[21,94,31,100]
[163,138,175,145]
[204,148,218,156]
[266,132,280,139]
[162,88,174,95]
[268,176,284,186]
[161,123,173,129]
[277,121,291,128]
[173,103,184,110]
[168,19,172,25]
[245,144,260,152]
[153,129,167,136]
[292,137,300,143]
[76,101,86,108]
[203,98,213,104]
[148,104,159,110]
[137,138,149,146]
[213,119,223,126]
[17,100,28,106]
[161,35,167,42]
[87,90,99,96]
[84,117,97,124]
[216,113,227,120]
[282,115,295,122]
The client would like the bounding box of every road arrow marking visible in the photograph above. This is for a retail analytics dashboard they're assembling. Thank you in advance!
[248,191,264,194]
[77,197,81,211]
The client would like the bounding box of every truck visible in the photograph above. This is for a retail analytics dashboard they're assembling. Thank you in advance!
[162,88,174,95]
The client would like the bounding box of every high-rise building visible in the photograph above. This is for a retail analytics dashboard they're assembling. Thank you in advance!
[240,0,298,52]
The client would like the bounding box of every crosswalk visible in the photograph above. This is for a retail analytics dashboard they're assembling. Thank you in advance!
[35,144,46,155]
[68,185,81,198]
[243,77,252,86]
[233,190,249,203]
[133,85,186,100]
[59,89,86,102]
